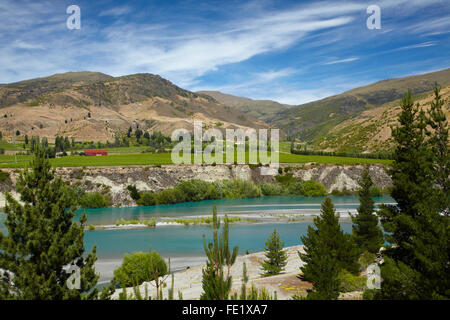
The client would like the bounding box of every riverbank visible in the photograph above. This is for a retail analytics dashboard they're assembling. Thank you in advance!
[112,245,364,300]
[0,163,392,208]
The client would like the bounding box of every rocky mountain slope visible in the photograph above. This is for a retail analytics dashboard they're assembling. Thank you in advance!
[271,68,450,145]
[314,86,450,152]
[0,72,267,142]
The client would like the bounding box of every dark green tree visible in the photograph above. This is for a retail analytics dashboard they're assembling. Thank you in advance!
[200,202,238,300]
[261,229,288,276]
[127,185,141,201]
[299,197,359,299]
[377,89,449,299]
[426,86,449,213]
[351,166,384,254]
[0,147,100,299]
[135,129,143,144]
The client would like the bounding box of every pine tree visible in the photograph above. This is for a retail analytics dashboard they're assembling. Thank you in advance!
[299,197,359,299]
[351,166,384,254]
[200,202,238,300]
[426,86,449,214]
[299,198,341,299]
[0,146,99,299]
[261,229,288,276]
[240,262,248,300]
[377,89,449,299]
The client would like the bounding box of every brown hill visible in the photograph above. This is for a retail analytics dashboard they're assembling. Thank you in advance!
[272,68,450,142]
[197,90,291,122]
[0,72,267,142]
[314,86,450,152]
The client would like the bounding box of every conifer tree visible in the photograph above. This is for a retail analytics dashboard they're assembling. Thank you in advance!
[261,229,288,276]
[0,146,99,299]
[200,202,238,300]
[299,198,341,299]
[377,89,449,299]
[299,197,359,299]
[238,262,249,300]
[426,86,449,214]
[351,166,383,254]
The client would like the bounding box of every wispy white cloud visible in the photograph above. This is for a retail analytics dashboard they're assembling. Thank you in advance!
[99,6,132,17]
[322,57,359,65]
[397,41,437,50]
[191,67,297,93]
[0,0,448,105]
[254,68,297,81]
[12,40,45,50]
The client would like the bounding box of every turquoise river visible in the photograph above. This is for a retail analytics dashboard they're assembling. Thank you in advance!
[0,195,394,284]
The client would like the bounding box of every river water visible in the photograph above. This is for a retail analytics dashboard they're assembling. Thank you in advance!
[0,195,394,284]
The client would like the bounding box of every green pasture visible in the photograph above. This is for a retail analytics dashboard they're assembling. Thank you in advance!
[0,150,392,168]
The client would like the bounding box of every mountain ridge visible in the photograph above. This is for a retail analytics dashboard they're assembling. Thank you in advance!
[270,68,450,141]
[197,90,292,122]
[0,72,267,142]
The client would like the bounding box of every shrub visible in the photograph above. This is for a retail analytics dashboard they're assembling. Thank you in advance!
[0,170,10,182]
[331,189,340,196]
[134,179,263,206]
[369,186,383,197]
[137,192,156,206]
[221,179,262,198]
[113,251,167,287]
[287,181,304,195]
[143,218,156,227]
[298,180,327,196]
[337,269,366,292]
[79,192,112,208]
[362,288,379,300]
[330,188,354,196]
[275,173,295,186]
[246,285,277,300]
[176,179,212,202]
[260,183,283,196]
[155,187,186,204]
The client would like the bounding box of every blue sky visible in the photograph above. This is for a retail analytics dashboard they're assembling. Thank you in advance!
[1,0,449,104]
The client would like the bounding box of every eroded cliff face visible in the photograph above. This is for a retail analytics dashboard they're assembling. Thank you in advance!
[291,165,392,192]
[0,164,392,207]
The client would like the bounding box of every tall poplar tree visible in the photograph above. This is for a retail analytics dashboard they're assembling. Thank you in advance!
[0,147,99,299]
[351,166,384,254]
